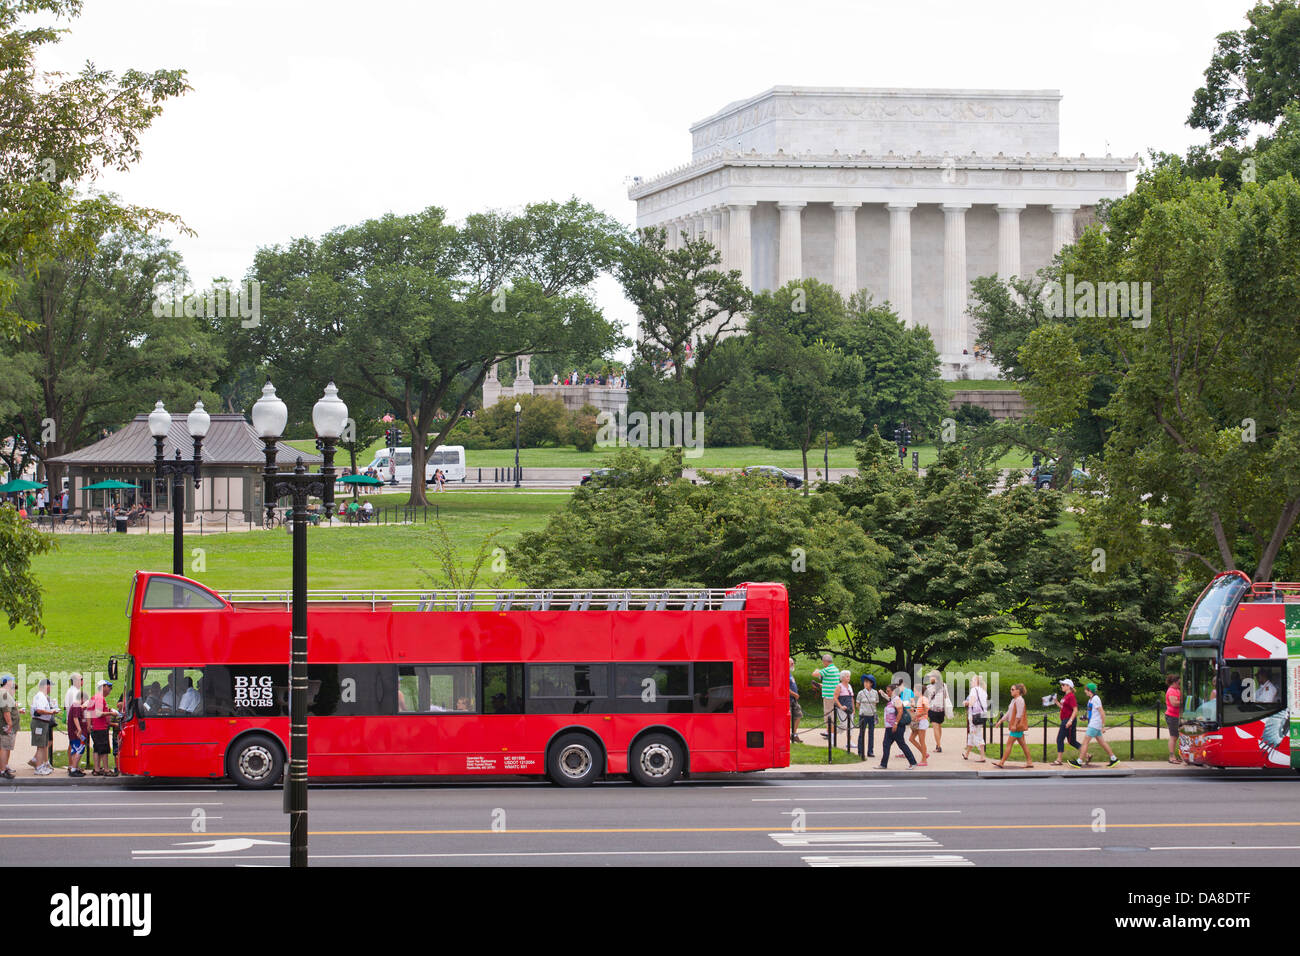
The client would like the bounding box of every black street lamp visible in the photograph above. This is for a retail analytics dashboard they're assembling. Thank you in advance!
[148,399,211,575]
[513,401,522,488]
[250,379,348,869]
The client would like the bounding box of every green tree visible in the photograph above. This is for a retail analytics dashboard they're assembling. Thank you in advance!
[827,433,1064,675]
[0,0,189,338]
[509,447,885,652]
[0,504,54,634]
[1031,164,1300,582]
[617,228,752,413]
[748,280,864,490]
[253,199,623,506]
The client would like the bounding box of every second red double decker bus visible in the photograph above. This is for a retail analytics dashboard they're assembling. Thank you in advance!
[111,572,791,788]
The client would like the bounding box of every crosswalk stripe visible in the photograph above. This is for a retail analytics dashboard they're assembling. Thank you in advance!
[803,854,973,867]
[769,830,937,847]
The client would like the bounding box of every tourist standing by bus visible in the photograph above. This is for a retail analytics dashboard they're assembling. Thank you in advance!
[1052,678,1080,765]
[909,690,930,766]
[1165,675,1183,764]
[29,678,58,775]
[0,674,20,779]
[834,672,854,739]
[812,654,839,732]
[788,658,801,743]
[924,671,949,753]
[1069,682,1119,768]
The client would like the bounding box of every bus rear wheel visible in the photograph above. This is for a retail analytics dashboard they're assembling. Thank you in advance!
[227,734,284,790]
[629,733,684,787]
[546,732,602,787]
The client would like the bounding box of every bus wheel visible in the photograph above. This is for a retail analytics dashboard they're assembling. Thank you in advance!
[630,733,684,787]
[227,734,284,790]
[546,733,602,787]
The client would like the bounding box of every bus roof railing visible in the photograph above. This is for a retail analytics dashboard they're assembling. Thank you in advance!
[217,587,748,612]
[1242,582,1300,602]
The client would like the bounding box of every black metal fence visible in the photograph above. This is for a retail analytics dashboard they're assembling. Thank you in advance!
[25,503,444,535]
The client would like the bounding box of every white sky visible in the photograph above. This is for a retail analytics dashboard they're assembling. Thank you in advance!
[41,0,1257,343]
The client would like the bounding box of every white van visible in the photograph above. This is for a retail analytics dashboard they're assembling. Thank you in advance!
[364,446,466,485]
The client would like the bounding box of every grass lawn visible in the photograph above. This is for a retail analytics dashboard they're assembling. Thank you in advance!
[298,440,1032,473]
[942,379,1021,393]
[4,492,566,680]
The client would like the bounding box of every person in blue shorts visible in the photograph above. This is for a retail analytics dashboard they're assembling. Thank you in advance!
[1069,682,1119,768]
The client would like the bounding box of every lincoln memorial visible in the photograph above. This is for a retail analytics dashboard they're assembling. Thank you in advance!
[628,87,1139,379]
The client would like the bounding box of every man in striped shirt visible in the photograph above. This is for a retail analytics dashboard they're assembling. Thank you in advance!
[812,653,840,730]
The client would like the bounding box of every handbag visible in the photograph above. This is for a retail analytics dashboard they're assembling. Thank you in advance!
[898,705,912,728]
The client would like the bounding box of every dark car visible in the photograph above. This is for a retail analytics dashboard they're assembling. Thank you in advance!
[1029,462,1088,490]
[741,465,803,489]
[579,468,617,486]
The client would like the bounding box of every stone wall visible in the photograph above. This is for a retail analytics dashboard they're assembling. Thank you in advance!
[949,389,1027,420]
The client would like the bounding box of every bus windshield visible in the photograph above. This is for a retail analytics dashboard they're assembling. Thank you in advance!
[1184,573,1249,643]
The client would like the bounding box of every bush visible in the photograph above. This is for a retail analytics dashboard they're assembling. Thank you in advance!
[475,394,569,448]
[570,403,599,452]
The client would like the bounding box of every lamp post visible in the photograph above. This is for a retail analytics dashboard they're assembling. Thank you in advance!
[148,399,210,575]
[250,379,347,869]
[513,401,522,488]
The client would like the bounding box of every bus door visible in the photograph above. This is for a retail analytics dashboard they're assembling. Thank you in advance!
[133,665,222,777]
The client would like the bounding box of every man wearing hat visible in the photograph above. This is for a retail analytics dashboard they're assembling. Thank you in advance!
[29,678,58,775]
[1052,678,1080,765]
[85,680,119,776]
[1069,682,1119,768]
[0,674,21,780]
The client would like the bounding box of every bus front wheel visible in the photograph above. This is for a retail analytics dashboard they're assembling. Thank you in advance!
[629,733,684,787]
[227,734,285,790]
[546,732,602,787]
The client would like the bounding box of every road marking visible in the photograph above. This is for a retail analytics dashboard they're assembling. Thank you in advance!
[803,854,973,867]
[0,802,224,808]
[753,797,924,802]
[132,838,287,856]
[781,810,960,815]
[770,831,939,847]
[0,816,223,823]
[3,820,1299,840]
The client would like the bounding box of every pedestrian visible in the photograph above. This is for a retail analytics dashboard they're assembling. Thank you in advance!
[811,653,839,735]
[85,680,119,776]
[856,674,879,759]
[1165,674,1183,764]
[29,677,58,775]
[876,683,916,769]
[908,687,930,766]
[0,674,20,779]
[63,673,83,764]
[1069,682,1119,768]
[993,683,1033,769]
[788,657,802,743]
[66,689,87,777]
[1051,678,1080,765]
[834,671,855,743]
[963,675,988,762]
[924,670,950,753]
[436,468,446,492]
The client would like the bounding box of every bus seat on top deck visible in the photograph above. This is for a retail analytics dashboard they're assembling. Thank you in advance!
[720,591,745,610]
[493,592,514,611]
[568,592,592,611]
[647,591,669,611]
[529,591,552,611]
[607,591,630,611]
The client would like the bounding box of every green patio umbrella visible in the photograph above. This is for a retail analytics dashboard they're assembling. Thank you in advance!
[0,478,46,493]
[81,480,139,490]
[337,474,385,486]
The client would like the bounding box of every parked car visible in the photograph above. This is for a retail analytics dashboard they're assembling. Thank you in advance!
[579,468,617,486]
[741,465,803,489]
[1029,462,1088,490]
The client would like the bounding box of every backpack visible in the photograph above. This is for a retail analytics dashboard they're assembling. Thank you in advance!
[897,703,912,728]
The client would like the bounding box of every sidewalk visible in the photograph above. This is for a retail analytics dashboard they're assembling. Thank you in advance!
[3,729,122,781]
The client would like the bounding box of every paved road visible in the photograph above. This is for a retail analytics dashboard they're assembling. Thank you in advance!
[2,776,1296,867]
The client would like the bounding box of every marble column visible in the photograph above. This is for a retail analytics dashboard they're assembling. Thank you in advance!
[996,203,1024,280]
[942,202,971,359]
[694,213,708,248]
[887,202,915,327]
[727,202,755,287]
[1050,205,1079,256]
[777,201,806,287]
[712,207,727,267]
[664,220,679,249]
[832,202,860,299]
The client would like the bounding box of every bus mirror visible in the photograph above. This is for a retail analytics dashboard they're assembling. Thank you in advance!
[107,659,118,681]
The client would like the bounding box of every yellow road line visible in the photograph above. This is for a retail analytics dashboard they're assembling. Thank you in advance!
[2,821,1298,839]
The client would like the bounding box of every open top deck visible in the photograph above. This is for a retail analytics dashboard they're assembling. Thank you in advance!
[217,587,748,612]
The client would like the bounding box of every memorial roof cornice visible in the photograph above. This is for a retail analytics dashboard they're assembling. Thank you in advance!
[628,150,1143,199]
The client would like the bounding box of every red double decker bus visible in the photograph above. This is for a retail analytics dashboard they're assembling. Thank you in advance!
[1164,570,1298,770]
[112,572,790,788]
